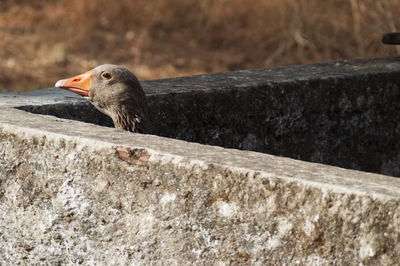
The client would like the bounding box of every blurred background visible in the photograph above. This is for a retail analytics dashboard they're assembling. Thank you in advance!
[1,0,400,92]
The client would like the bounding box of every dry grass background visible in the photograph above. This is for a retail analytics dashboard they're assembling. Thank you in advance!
[0,0,400,92]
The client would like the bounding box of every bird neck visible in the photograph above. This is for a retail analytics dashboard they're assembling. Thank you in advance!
[110,105,151,133]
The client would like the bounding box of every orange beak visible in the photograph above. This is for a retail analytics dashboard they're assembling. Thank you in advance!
[55,70,93,96]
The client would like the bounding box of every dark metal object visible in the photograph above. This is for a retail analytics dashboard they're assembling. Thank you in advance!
[382,32,400,45]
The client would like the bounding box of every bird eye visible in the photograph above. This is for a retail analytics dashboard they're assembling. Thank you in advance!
[101,72,112,80]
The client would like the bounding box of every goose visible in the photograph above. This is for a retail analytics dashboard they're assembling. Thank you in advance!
[55,64,152,133]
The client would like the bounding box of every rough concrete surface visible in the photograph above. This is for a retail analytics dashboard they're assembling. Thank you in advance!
[1,57,400,264]
[16,56,400,177]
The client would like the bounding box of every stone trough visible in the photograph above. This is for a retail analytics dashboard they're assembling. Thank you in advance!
[1,57,400,264]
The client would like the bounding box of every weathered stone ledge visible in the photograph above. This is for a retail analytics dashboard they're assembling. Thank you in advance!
[1,57,400,264]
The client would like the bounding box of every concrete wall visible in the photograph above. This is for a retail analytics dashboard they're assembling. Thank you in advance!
[20,57,400,177]
[1,57,400,264]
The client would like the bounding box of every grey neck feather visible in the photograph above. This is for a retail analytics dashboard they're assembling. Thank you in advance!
[111,104,152,133]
